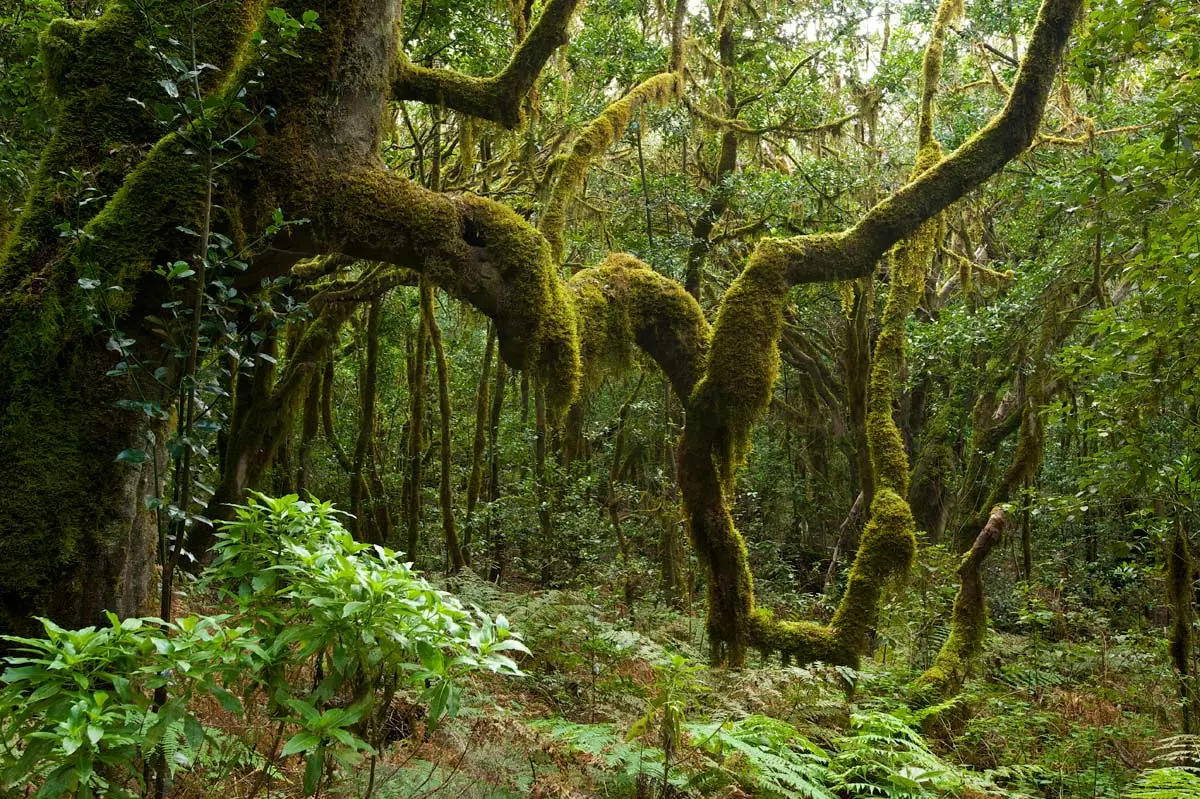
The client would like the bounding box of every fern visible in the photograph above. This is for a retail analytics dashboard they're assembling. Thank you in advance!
[686,715,836,799]
[1152,734,1200,768]
[993,663,1065,692]
[1124,767,1200,799]
[830,711,997,799]
[528,719,684,789]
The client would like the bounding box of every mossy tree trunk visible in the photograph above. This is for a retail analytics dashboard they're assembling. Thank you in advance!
[910,506,1005,705]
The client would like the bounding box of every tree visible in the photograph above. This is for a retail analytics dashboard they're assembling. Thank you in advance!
[0,0,1081,669]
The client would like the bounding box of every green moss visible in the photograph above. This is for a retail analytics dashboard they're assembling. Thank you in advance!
[568,253,711,397]
[830,489,917,652]
[391,0,583,129]
[749,610,856,666]
[460,195,581,418]
[909,507,1004,706]
[0,0,264,635]
[688,238,790,488]
[540,73,680,263]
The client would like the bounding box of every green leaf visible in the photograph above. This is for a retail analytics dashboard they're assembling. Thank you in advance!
[303,749,323,796]
[282,731,321,757]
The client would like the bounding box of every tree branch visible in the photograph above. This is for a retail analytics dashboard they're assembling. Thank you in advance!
[391,0,584,128]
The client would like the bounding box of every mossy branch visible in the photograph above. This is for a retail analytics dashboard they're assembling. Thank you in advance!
[568,253,710,398]
[305,168,582,417]
[909,506,1006,706]
[391,0,584,128]
[736,0,1082,287]
[540,72,682,263]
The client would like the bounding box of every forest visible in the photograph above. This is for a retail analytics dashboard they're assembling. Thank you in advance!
[0,0,1197,795]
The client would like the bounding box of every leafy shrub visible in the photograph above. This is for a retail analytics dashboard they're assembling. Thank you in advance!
[0,614,251,798]
[0,492,529,798]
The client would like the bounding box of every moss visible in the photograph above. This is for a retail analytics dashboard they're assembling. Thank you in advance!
[749,610,856,666]
[568,253,710,397]
[540,72,680,263]
[0,1,265,635]
[917,0,963,149]
[829,489,918,652]
[458,195,581,418]
[688,238,791,488]
[391,0,583,129]
[909,507,1004,706]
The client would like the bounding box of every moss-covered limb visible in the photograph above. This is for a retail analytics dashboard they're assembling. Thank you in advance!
[391,0,583,129]
[676,239,791,665]
[0,342,161,639]
[836,0,1080,273]
[749,611,856,666]
[826,488,918,654]
[423,283,465,571]
[568,253,711,399]
[917,0,964,149]
[0,1,268,635]
[540,72,682,263]
[681,0,966,663]
[722,0,1080,289]
[1169,520,1194,733]
[910,506,1005,706]
[678,425,755,666]
[829,18,949,652]
[299,169,581,417]
[688,241,790,488]
[1,0,263,300]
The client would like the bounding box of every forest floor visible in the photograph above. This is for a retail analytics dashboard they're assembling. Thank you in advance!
[172,569,1178,799]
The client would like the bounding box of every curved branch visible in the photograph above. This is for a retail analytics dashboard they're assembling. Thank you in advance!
[568,253,710,398]
[391,0,584,128]
[540,72,682,263]
[749,0,1082,286]
[910,506,1006,705]
[299,167,582,416]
